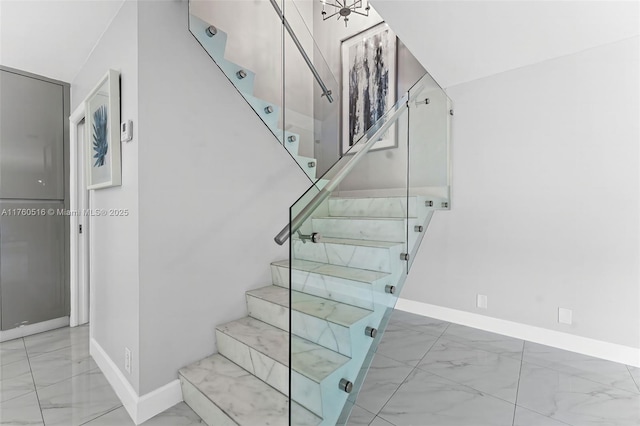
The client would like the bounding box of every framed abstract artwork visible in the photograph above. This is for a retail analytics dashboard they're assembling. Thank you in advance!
[341,22,397,155]
[85,69,121,189]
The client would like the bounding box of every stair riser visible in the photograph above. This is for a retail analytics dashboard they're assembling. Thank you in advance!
[272,264,372,309]
[328,197,417,218]
[246,295,289,331]
[292,240,402,273]
[216,328,350,419]
[216,330,289,396]
[180,376,237,426]
[271,264,400,311]
[312,218,418,243]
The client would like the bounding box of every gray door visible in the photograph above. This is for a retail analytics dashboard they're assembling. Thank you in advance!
[0,69,68,331]
[0,201,65,329]
[0,70,64,200]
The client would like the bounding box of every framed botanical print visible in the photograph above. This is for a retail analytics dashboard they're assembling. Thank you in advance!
[85,69,121,189]
[341,22,397,155]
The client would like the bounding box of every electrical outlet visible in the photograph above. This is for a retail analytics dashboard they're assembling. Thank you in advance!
[558,308,572,325]
[477,294,488,309]
[124,348,132,374]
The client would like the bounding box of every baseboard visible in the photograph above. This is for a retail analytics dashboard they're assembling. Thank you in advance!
[395,298,640,368]
[90,338,183,424]
[0,317,69,342]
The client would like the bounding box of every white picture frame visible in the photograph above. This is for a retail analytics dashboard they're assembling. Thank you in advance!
[341,22,397,155]
[85,69,121,189]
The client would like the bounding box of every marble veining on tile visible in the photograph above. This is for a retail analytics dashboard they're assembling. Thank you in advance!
[442,323,524,359]
[517,362,640,426]
[328,197,415,218]
[379,368,515,426]
[523,341,640,394]
[179,355,294,426]
[23,325,89,358]
[513,406,573,426]
[247,285,290,307]
[355,354,413,415]
[0,357,35,402]
[628,366,640,392]
[0,390,44,425]
[0,339,28,366]
[292,292,372,327]
[376,327,439,366]
[283,258,389,283]
[28,344,98,389]
[85,403,204,426]
[418,337,521,403]
[312,217,408,243]
[389,309,449,336]
[216,317,288,366]
[344,404,376,425]
[291,336,350,383]
[37,369,121,426]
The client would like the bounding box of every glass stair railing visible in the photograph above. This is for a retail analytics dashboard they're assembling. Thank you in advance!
[181,2,451,426]
[282,71,451,425]
[188,0,341,182]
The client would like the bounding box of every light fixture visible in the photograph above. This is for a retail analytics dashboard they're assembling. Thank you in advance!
[321,0,370,27]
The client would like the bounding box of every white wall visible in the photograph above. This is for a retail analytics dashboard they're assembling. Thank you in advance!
[71,0,140,392]
[404,36,640,348]
[371,0,640,88]
[136,0,310,394]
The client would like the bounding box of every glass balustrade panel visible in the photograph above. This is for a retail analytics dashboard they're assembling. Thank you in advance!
[289,100,409,425]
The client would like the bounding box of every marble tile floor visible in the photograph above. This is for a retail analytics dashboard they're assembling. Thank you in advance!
[348,310,640,426]
[3,316,639,426]
[0,325,204,426]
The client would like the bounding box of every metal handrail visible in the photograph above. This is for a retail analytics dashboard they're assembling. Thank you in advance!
[274,94,409,245]
[269,0,334,103]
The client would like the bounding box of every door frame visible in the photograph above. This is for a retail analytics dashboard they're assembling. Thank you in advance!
[69,103,90,327]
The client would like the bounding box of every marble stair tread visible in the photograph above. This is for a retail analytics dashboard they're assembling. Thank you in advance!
[272,259,389,283]
[247,286,373,327]
[179,354,321,426]
[293,236,403,249]
[216,316,350,383]
[328,196,419,218]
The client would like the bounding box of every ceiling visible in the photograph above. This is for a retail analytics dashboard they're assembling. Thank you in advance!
[371,0,640,88]
[0,0,637,87]
[0,0,126,83]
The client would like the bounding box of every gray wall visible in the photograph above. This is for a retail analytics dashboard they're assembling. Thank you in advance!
[71,0,140,392]
[136,1,310,394]
[404,36,640,348]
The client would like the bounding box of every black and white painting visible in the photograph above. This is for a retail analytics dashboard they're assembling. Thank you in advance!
[341,23,397,154]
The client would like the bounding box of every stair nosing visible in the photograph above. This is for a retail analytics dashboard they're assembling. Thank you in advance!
[247,286,372,327]
[271,259,389,284]
[216,317,349,383]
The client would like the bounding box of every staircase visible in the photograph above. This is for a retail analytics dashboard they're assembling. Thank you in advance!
[180,195,442,425]
[189,14,319,180]
[182,1,451,424]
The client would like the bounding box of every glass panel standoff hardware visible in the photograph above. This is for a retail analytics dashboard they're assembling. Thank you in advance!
[307,161,316,168]
[339,379,353,394]
[288,135,297,143]
[385,285,396,294]
[264,106,274,114]
[425,200,434,207]
[414,225,424,232]
[297,231,321,244]
[236,70,247,79]
[400,253,410,261]
[365,327,377,338]
[450,109,454,116]
[442,202,449,208]
[205,25,217,37]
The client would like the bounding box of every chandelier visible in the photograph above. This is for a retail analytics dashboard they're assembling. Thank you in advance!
[321,0,370,27]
